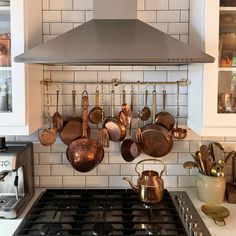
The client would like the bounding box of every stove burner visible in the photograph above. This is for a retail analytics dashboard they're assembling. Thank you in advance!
[13,189,211,236]
[93,223,113,236]
[145,224,162,236]
[40,224,62,235]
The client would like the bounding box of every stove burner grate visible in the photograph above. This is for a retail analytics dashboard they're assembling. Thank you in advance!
[13,189,195,236]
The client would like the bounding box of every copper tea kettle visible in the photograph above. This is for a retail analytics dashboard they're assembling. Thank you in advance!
[123,158,166,203]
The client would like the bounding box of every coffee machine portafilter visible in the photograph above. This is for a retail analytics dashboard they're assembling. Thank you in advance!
[0,138,34,218]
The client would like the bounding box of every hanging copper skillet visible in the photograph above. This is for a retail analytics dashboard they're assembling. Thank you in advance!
[66,91,104,173]
[88,89,103,124]
[140,89,151,121]
[140,89,173,157]
[60,90,83,145]
[155,90,175,131]
[104,89,126,142]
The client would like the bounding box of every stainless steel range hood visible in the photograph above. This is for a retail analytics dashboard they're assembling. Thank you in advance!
[14,0,214,65]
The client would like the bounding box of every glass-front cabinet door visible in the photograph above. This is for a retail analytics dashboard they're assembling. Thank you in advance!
[218,1,236,113]
[0,0,42,135]
[0,2,12,114]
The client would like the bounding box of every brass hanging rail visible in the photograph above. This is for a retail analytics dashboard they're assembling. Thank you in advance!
[41,78,190,87]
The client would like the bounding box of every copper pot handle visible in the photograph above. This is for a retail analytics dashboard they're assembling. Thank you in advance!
[135,158,166,178]
[81,90,89,138]
[152,89,156,124]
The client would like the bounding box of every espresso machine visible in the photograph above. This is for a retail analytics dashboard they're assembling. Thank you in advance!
[0,138,34,218]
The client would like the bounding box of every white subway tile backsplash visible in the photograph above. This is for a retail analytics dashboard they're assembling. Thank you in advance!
[168,23,188,34]
[98,164,120,175]
[43,11,61,22]
[145,0,168,10]
[63,176,85,187]
[50,0,73,10]
[162,176,178,188]
[35,165,51,176]
[62,11,85,22]
[85,11,93,21]
[169,0,189,10]
[167,165,188,176]
[156,11,180,23]
[39,153,63,164]
[51,71,74,82]
[137,11,157,23]
[178,176,196,187]
[43,23,50,34]
[181,10,189,22]
[50,23,73,34]
[86,176,108,188]
[73,0,93,10]
[121,164,142,176]
[109,176,130,188]
[33,142,51,153]
[40,176,63,187]
[51,165,74,176]
[172,141,190,153]
[144,71,167,82]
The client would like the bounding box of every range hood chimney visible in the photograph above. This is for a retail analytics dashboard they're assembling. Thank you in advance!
[14,0,214,65]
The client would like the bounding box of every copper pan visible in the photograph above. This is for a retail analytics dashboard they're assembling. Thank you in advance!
[66,91,104,173]
[88,89,103,124]
[60,90,83,145]
[155,90,175,131]
[141,89,173,157]
[104,90,126,142]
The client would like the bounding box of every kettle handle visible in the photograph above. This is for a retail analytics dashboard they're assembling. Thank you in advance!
[135,158,166,177]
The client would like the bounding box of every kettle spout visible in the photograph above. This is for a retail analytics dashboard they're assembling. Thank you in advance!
[123,177,138,193]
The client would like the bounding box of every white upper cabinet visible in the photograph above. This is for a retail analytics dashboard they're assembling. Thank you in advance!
[188,0,236,136]
[0,0,42,135]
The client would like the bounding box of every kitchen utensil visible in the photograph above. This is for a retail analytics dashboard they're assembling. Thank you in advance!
[66,91,104,173]
[183,161,198,169]
[96,82,109,147]
[88,89,103,124]
[123,158,166,203]
[140,89,173,157]
[172,82,187,139]
[139,89,151,121]
[104,89,126,142]
[195,151,206,175]
[212,142,224,162]
[121,87,141,162]
[155,89,175,130]
[52,90,63,132]
[121,88,131,116]
[224,150,235,163]
[201,204,230,226]
[60,90,83,145]
[119,89,131,127]
[200,145,211,176]
[39,84,56,146]
[210,163,225,177]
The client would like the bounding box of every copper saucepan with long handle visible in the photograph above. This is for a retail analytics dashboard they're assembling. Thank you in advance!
[140,89,173,157]
[104,89,126,142]
[66,91,104,173]
[155,90,175,131]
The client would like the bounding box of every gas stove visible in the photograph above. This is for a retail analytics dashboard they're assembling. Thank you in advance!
[13,189,210,236]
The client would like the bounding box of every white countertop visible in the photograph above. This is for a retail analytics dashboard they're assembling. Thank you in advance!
[1,188,236,236]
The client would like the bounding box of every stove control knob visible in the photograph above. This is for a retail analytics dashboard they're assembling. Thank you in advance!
[181,206,186,214]
[193,229,203,236]
[4,160,10,167]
